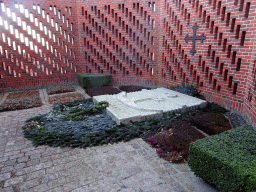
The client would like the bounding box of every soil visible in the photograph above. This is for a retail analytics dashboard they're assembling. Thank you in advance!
[48,92,86,105]
[189,113,232,135]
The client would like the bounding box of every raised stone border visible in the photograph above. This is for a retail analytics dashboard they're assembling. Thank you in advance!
[0,92,8,106]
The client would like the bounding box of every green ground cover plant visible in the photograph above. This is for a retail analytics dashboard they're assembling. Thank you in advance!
[23,99,229,150]
[60,101,109,121]
[22,84,235,164]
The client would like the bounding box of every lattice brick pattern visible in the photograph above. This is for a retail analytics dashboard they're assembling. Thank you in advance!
[162,0,251,96]
[161,0,255,125]
[80,2,158,78]
[0,1,76,89]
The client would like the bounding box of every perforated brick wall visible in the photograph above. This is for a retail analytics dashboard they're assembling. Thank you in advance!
[0,0,255,126]
[0,0,78,89]
[158,0,256,126]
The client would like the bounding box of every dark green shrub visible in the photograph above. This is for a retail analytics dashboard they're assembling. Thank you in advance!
[52,98,93,113]
[76,73,112,89]
[61,101,109,121]
[188,124,256,192]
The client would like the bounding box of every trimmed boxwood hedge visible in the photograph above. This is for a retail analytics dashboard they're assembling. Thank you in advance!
[188,124,256,192]
[76,73,112,89]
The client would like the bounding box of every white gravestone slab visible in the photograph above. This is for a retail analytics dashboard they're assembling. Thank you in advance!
[93,88,207,125]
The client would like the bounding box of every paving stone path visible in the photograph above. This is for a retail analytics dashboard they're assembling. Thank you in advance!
[0,87,220,192]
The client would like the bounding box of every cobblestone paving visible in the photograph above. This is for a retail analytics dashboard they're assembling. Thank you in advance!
[0,88,220,192]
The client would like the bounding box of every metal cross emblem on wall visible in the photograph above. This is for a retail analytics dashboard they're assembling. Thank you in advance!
[185,23,206,56]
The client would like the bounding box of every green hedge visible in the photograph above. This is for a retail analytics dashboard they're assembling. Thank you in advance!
[188,124,256,192]
[76,73,112,89]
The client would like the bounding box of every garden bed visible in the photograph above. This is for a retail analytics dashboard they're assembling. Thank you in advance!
[22,97,237,163]
[118,85,151,92]
[20,84,247,164]
[142,121,206,163]
[46,84,76,95]
[85,86,122,97]
[48,92,86,105]
[0,90,42,112]
[189,113,232,135]
[84,85,152,97]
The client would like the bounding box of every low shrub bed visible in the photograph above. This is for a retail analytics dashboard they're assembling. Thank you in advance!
[48,92,85,105]
[23,99,230,156]
[189,113,232,135]
[143,121,205,163]
[119,85,151,92]
[21,83,246,168]
[168,82,205,100]
[85,86,122,97]
[0,90,42,112]
[188,124,256,192]
[46,84,76,95]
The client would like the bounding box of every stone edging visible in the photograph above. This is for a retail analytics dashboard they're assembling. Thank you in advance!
[0,92,9,106]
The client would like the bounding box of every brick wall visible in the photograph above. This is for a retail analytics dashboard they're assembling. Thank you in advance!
[0,0,78,90]
[0,0,255,126]
[76,0,161,88]
[159,0,256,126]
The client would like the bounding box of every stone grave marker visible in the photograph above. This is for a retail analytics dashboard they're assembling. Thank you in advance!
[93,88,207,125]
